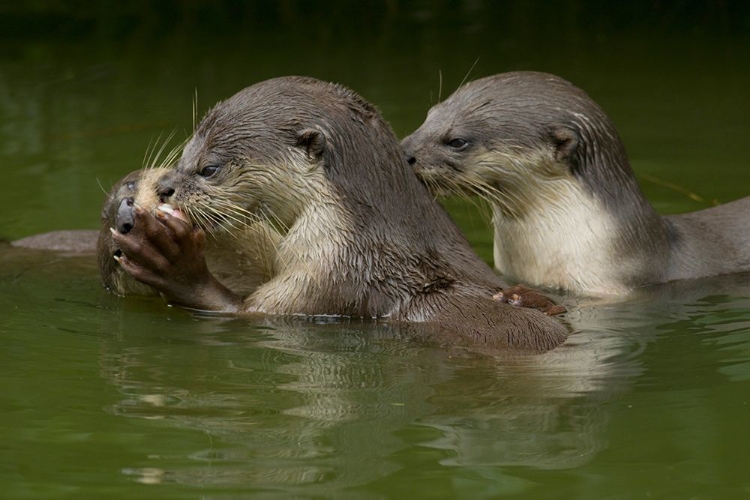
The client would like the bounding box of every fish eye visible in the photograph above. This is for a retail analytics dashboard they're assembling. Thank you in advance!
[199,165,221,178]
[446,138,469,150]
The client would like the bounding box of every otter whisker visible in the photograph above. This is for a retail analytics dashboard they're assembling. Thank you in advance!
[192,88,198,133]
[208,213,247,238]
[458,56,480,91]
[147,130,177,171]
[142,133,160,172]
[435,174,496,228]
[231,218,281,282]
[155,135,188,171]
[420,175,440,202]
[208,199,265,228]
[198,207,231,236]
[447,176,494,223]
[186,196,271,243]
[96,178,112,199]
[464,167,528,218]
[470,179,521,220]
[438,69,443,103]
[262,207,292,237]
[209,198,260,219]
[187,205,222,241]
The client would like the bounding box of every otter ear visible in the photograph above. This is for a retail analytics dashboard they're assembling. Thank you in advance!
[296,128,326,160]
[549,125,579,163]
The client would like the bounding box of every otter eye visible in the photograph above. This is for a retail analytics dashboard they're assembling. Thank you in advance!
[446,138,469,150]
[126,181,136,190]
[199,165,221,178]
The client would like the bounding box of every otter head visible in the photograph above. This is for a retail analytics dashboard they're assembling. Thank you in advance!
[98,168,167,296]
[402,71,636,218]
[155,76,410,238]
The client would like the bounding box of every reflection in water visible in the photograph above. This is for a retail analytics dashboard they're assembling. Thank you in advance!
[415,273,750,473]
[4,246,746,493]
[96,311,633,490]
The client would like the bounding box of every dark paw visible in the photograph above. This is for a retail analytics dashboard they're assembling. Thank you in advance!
[111,206,206,292]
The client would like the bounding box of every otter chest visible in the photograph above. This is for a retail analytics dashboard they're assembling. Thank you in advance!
[492,200,631,295]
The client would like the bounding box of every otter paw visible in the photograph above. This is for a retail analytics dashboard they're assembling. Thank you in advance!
[493,285,566,316]
[111,206,211,299]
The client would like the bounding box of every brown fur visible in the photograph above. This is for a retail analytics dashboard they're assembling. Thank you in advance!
[403,71,750,295]
[113,76,568,353]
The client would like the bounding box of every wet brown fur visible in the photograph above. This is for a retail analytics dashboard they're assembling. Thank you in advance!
[402,71,750,294]
[128,76,567,353]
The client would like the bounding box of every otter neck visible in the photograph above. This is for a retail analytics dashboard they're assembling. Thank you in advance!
[265,156,493,317]
[276,199,351,269]
[491,176,671,295]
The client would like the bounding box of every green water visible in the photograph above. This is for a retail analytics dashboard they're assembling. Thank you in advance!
[2,2,750,498]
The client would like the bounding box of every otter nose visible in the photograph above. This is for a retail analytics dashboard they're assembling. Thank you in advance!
[115,197,135,234]
[401,138,417,166]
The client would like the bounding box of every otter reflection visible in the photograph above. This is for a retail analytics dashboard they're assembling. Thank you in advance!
[97,314,629,491]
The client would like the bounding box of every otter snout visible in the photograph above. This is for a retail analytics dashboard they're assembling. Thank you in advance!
[115,197,135,234]
[401,136,420,168]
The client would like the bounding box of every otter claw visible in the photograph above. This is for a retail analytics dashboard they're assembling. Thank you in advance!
[493,290,524,306]
[493,286,566,316]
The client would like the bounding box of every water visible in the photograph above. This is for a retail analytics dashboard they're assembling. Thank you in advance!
[1,2,749,498]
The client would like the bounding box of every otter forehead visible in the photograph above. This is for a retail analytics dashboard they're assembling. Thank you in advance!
[465,72,586,108]
[176,108,288,176]
[415,72,614,153]
[416,94,540,151]
[453,73,582,116]
[177,76,381,174]
[199,76,378,133]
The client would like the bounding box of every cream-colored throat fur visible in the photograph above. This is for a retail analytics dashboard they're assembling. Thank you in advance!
[248,182,359,314]
[492,180,632,296]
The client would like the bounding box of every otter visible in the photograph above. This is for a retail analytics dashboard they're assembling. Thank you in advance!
[111,76,567,353]
[97,167,280,297]
[402,71,750,296]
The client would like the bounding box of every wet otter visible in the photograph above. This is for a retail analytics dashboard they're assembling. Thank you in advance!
[111,76,567,353]
[402,71,750,295]
[97,167,280,296]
